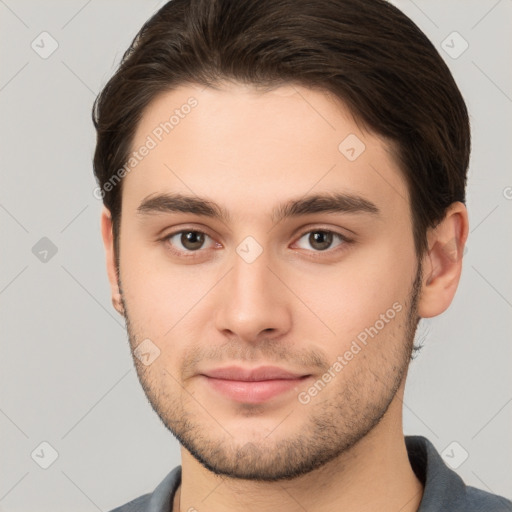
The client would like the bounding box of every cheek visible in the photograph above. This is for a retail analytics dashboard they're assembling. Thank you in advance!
[292,240,415,351]
[119,235,222,345]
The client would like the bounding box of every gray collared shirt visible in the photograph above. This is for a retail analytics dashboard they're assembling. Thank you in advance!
[108,435,512,511]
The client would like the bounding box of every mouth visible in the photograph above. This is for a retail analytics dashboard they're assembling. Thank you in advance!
[199,366,312,403]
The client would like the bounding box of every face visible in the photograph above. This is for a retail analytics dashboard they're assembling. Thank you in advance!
[114,82,422,481]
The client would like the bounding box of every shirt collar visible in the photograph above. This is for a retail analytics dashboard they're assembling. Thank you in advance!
[141,435,486,511]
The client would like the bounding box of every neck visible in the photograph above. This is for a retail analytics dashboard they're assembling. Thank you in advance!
[173,388,423,512]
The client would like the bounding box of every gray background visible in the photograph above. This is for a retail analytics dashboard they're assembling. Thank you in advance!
[1,0,511,510]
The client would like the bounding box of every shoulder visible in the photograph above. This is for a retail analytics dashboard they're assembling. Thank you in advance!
[106,466,182,512]
[108,493,151,512]
[405,435,512,512]
[462,485,512,511]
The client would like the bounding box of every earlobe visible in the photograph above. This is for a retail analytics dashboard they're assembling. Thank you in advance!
[100,207,125,317]
[417,202,469,318]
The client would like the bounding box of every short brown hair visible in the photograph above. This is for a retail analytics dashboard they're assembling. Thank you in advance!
[92,0,470,260]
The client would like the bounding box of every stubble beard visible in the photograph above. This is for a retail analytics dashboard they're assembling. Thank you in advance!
[120,262,423,481]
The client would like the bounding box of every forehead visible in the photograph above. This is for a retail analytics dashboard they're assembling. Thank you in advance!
[122,82,409,222]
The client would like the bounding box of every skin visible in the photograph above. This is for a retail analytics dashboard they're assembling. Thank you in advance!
[101,82,469,512]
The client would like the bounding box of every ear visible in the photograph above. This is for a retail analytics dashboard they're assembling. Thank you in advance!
[417,201,469,318]
[100,207,124,316]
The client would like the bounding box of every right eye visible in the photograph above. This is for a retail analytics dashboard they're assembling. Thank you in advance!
[162,229,219,256]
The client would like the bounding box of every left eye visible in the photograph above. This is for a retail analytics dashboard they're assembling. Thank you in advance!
[294,230,347,252]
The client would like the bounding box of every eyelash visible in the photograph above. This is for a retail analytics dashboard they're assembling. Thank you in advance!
[160,227,353,259]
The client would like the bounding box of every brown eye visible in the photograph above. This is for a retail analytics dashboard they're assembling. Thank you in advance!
[165,230,215,254]
[308,231,333,251]
[180,231,205,250]
[295,230,346,252]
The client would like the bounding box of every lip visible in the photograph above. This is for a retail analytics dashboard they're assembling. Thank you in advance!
[201,365,307,381]
[200,366,311,403]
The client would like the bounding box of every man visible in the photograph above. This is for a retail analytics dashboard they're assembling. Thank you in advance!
[92,0,512,510]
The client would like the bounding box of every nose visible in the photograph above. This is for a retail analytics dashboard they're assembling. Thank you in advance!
[214,244,292,344]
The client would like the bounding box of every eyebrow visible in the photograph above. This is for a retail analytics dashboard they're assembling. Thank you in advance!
[136,191,380,224]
